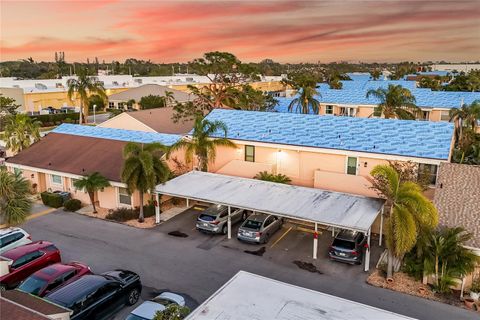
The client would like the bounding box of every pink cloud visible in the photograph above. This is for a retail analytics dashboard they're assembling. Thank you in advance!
[1,0,479,62]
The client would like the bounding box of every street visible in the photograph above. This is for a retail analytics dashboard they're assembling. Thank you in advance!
[86,112,110,124]
[22,210,479,320]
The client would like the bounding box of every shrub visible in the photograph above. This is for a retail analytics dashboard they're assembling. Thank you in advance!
[64,199,82,212]
[106,204,156,222]
[40,192,64,208]
[30,113,80,127]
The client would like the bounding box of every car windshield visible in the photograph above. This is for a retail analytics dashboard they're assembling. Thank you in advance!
[332,239,356,250]
[198,214,216,222]
[18,276,48,295]
[152,298,176,306]
[243,220,262,230]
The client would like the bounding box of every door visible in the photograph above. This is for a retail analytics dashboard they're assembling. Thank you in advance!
[89,283,124,320]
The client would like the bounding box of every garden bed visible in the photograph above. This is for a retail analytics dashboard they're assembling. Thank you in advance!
[367,270,467,309]
[75,198,188,229]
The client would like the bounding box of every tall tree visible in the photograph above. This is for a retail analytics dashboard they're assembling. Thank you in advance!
[370,164,438,278]
[122,143,171,222]
[67,69,107,124]
[283,73,321,114]
[366,84,419,119]
[0,169,32,226]
[4,114,41,154]
[173,52,260,121]
[0,94,19,131]
[449,100,480,142]
[73,172,111,214]
[168,117,236,172]
[370,70,382,80]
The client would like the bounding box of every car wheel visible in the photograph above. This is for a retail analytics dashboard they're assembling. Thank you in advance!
[126,287,140,306]
[263,234,270,244]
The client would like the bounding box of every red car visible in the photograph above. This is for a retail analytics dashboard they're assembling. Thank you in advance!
[17,262,92,297]
[0,241,61,290]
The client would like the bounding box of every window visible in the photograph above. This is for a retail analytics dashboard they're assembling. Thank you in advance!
[245,145,255,162]
[440,111,450,121]
[51,174,62,185]
[118,187,132,206]
[419,111,430,121]
[346,157,358,175]
[0,232,24,248]
[12,251,43,269]
[108,102,114,108]
[325,105,334,114]
[418,163,438,185]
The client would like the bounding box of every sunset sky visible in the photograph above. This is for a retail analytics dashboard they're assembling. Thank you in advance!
[1,0,479,63]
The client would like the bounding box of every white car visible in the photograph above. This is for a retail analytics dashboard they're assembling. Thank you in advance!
[0,228,32,254]
[126,292,186,320]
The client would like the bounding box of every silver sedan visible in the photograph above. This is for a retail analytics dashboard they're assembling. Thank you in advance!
[237,214,283,244]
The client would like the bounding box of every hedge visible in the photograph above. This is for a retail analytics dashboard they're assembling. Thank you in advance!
[64,199,82,212]
[106,204,155,222]
[40,192,64,208]
[31,113,80,127]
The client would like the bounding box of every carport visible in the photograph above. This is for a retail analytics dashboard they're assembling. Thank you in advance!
[155,171,385,271]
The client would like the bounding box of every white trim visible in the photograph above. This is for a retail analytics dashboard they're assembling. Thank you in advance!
[5,163,127,188]
[218,138,446,165]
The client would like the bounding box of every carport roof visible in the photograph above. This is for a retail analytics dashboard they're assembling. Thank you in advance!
[155,171,384,233]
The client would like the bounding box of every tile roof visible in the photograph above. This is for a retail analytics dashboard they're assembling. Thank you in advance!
[277,80,479,110]
[52,123,181,146]
[203,109,454,160]
[0,298,50,320]
[2,290,70,316]
[7,133,128,182]
[434,163,480,248]
[123,107,194,134]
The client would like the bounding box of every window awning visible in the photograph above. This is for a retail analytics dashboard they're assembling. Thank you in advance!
[155,171,384,233]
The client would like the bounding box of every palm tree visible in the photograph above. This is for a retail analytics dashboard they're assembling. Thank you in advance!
[421,227,479,293]
[288,86,320,114]
[370,70,382,80]
[73,172,111,214]
[254,171,291,184]
[4,114,41,154]
[0,169,32,226]
[168,117,236,172]
[122,142,171,222]
[366,85,419,119]
[370,165,438,279]
[449,100,480,143]
[67,70,107,124]
[164,91,175,107]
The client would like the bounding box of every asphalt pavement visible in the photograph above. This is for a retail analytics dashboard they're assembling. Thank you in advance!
[22,210,479,320]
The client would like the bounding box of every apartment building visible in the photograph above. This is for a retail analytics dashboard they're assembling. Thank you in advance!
[202,109,455,197]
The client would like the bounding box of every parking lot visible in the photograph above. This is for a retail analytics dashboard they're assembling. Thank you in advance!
[155,205,383,279]
[20,209,479,320]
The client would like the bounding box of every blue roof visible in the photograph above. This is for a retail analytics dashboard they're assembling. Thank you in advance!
[277,80,479,110]
[52,124,181,146]
[204,109,454,160]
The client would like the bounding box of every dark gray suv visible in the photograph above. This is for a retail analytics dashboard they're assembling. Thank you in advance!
[328,230,366,265]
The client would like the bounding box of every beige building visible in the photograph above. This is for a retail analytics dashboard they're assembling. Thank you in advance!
[201,109,455,198]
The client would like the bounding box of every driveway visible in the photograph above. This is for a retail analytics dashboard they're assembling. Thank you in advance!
[22,210,478,320]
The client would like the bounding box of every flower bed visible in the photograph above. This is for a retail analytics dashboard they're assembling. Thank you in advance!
[367,270,467,309]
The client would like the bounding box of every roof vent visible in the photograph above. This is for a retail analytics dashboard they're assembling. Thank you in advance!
[48,162,51,166]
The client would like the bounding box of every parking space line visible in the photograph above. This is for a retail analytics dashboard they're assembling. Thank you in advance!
[270,226,292,248]
[296,226,323,235]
